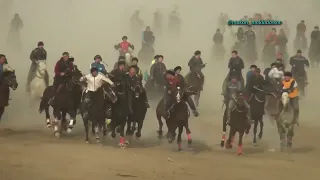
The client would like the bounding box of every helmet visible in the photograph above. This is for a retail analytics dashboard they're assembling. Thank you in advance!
[90,67,98,73]
[94,55,102,60]
[122,36,128,40]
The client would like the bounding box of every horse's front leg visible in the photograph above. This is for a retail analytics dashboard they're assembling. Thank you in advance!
[238,130,245,156]
[258,118,264,140]
[83,117,90,143]
[156,113,163,138]
[0,107,5,123]
[67,110,76,134]
[53,108,62,138]
[221,109,227,147]
[253,120,258,144]
[44,105,51,128]
[135,119,144,139]
[118,118,127,147]
[184,120,192,146]
[226,127,236,149]
[125,117,132,136]
[287,124,295,149]
[177,125,184,152]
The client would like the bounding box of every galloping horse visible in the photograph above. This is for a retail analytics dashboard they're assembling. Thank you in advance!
[0,70,18,122]
[275,92,296,151]
[39,69,83,137]
[126,80,148,140]
[29,60,48,100]
[82,83,117,143]
[185,67,204,107]
[138,43,155,65]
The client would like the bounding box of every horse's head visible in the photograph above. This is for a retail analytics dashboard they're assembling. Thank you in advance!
[281,92,290,107]
[71,67,83,85]
[36,60,47,78]
[1,70,18,90]
[171,86,185,103]
[129,79,143,98]
[233,92,246,108]
[102,83,117,103]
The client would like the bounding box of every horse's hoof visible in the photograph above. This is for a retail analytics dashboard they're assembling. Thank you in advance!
[178,148,183,152]
[67,128,72,134]
[119,143,125,148]
[220,141,225,148]
[238,153,243,156]
[125,140,130,144]
[253,143,258,146]
[46,124,51,128]
[85,141,90,144]
[54,132,60,138]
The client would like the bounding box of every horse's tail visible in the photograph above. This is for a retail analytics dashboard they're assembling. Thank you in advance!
[39,96,47,114]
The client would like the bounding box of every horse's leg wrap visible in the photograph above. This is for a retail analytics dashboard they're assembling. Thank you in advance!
[290,98,299,123]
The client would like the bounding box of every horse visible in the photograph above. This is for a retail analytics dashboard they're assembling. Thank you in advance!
[108,83,130,147]
[29,60,48,101]
[166,87,192,151]
[223,93,249,155]
[126,80,148,140]
[265,78,282,116]
[185,68,204,107]
[275,92,296,151]
[293,71,307,97]
[248,89,267,145]
[39,69,83,137]
[82,83,117,143]
[138,43,155,65]
[0,71,18,122]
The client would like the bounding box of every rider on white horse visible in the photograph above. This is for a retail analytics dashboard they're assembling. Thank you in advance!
[80,67,114,119]
[281,72,300,124]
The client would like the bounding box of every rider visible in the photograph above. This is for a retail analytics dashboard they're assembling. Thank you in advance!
[275,52,285,67]
[126,65,150,114]
[224,76,252,125]
[213,28,223,45]
[0,54,8,79]
[289,50,309,84]
[263,63,277,82]
[150,55,167,89]
[277,29,288,60]
[90,55,107,75]
[173,66,185,88]
[131,57,143,81]
[113,56,129,70]
[27,41,48,91]
[10,13,23,32]
[246,64,257,83]
[296,20,306,42]
[235,27,246,44]
[109,61,127,87]
[281,72,300,124]
[114,36,135,57]
[227,50,245,87]
[244,25,256,45]
[188,50,205,78]
[265,28,277,46]
[80,67,114,119]
[142,26,155,46]
[163,70,199,118]
[48,52,74,106]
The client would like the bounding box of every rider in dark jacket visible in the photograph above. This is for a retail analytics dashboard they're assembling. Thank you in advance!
[188,50,205,78]
[163,70,199,118]
[150,55,167,88]
[27,41,48,92]
[130,57,143,81]
[289,50,309,83]
[48,52,74,106]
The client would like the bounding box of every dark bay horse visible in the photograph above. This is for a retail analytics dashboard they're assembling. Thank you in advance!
[126,80,148,140]
[156,86,191,151]
[248,89,267,144]
[82,83,117,144]
[265,78,282,116]
[39,69,82,137]
[221,93,248,155]
[0,71,18,122]
[39,68,83,128]
[109,83,129,147]
[185,68,204,107]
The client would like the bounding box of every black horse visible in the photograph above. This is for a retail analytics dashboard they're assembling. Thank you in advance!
[265,78,282,116]
[156,86,191,151]
[138,43,155,65]
[248,89,266,144]
[82,83,117,143]
[109,83,130,147]
[223,93,249,156]
[39,67,83,128]
[185,67,205,107]
[0,71,18,122]
[126,80,148,140]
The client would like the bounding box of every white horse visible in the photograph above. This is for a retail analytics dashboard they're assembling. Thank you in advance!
[275,92,295,150]
[29,60,48,100]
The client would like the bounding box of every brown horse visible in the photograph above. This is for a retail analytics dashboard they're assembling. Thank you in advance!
[0,71,18,122]
[185,68,205,107]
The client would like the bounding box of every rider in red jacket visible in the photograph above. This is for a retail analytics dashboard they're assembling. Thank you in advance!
[114,36,135,56]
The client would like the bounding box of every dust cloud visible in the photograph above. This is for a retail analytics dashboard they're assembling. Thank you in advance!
[0,0,319,147]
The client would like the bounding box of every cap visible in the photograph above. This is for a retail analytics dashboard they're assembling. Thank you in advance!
[118,60,126,66]
[38,41,44,46]
[90,67,98,73]
[94,55,102,60]
[132,57,138,62]
[284,71,292,77]
[194,50,201,56]
[297,50,302,53]
[174,66,182,72]
[62,52,69,57]
[166,70,175,76]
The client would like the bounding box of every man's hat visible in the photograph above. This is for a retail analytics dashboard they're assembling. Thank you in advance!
[38,41,44,46]
[194,50,201,55]
[132,57,139,62]
[94,55,102,60]
[174,66,182,72]
[297,49,302,53]
[118,60,126,66]
[62,52,69,57]
[166,70,175,76]
[284,71,292,77]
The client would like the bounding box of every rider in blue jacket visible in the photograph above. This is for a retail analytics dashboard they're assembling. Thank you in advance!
[90,55,107,75]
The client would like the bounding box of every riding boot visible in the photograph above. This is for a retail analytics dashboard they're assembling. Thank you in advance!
[186,96,199,117]
[127,91,133,114]
[142,89,150,108]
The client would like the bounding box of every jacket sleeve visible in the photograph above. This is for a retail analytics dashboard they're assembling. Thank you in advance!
[129,43,135,50]
[29,49,36,62]
[239,58,244,69]
[44,49,47,60]
[101,73,114,85]
[227,58,232,69]
[289,57,294,66]
[54,61,61,76]
[268,68,274,78]
[114,43,121,50]
[188,58,194,67]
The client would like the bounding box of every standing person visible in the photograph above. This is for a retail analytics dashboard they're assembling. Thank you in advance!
[27,41,48,92]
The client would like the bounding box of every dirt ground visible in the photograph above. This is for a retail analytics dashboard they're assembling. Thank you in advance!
[1,1,320,180]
